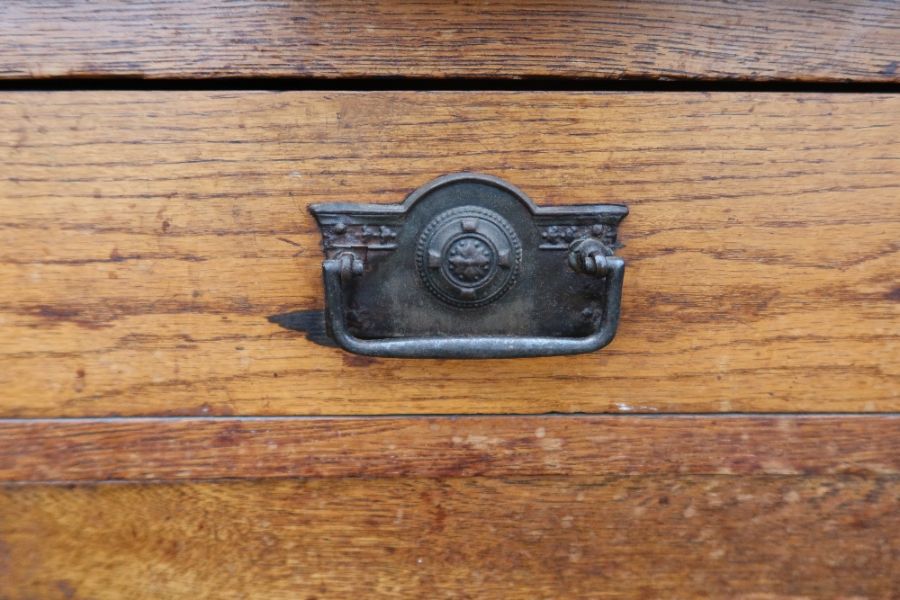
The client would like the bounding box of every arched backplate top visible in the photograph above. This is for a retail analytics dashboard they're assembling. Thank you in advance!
[310,172,628,222]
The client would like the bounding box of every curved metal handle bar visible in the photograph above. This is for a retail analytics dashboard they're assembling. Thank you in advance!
[322,258,625,359]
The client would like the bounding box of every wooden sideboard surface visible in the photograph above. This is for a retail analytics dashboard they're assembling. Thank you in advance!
[0,2,898,598]
[2,0,898,81]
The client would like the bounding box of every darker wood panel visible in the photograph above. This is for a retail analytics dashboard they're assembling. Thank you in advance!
[1,416,898,483]
[0,92,897,416]
[1,477,898,598]
[1,1,899,82]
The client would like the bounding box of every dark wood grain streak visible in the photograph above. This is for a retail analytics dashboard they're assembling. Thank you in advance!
[2,476,898,598]
[2,416,898,482]
[0,92,898,416]
[1,1,899,82]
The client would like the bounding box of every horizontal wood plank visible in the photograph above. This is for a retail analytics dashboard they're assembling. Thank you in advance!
[1,416,898,482]
[1,1,899,82]
[2,476,898,598]
[0,92,898,416]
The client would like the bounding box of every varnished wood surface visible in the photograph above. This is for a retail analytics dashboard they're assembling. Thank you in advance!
[2,476,897,598]
[1,92,898,416]
[2,1,899,82]
[2,415,898,482]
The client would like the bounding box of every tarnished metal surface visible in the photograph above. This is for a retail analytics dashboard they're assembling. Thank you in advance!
[309,173,628,358]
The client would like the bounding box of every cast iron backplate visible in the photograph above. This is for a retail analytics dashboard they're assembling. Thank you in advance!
[309,173,628,358]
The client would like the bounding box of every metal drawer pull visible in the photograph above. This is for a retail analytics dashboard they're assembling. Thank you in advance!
[310,173,627,358]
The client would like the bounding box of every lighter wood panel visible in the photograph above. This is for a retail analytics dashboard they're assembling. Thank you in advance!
[1,1,899,81]
[3,416,898,482]
[2,477,898,598]
[0,92,898,416]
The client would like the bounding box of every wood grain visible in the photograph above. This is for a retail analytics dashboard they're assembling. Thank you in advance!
[2,415,898,482]
[2,1,899,82]
[1,476,897,598]
[0,91,898,416]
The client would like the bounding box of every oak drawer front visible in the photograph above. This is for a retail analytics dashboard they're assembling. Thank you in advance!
[1,91,897,417]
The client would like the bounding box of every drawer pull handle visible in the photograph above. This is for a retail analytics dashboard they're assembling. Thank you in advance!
[310,173,627,359]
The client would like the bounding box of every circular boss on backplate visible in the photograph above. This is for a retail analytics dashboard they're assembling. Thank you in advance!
[416,206,522,307]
